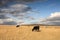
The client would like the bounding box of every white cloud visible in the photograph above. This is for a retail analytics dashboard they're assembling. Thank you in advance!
[10,4,28,8]
[0,18,17,25]
[49,12,60,18]
[0,3,31,25]
[1,4,31,13]
[40,12,60,25]
[0,0,48,25]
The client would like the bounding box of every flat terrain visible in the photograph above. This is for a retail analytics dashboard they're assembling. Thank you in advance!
[0,25,60,40]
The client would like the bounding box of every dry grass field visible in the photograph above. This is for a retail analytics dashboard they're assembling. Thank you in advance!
[0,25,60,40]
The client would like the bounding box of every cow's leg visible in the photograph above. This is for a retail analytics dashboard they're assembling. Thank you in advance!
[37,28,39,31]
[32,28,34,31]
[36,27,39,31]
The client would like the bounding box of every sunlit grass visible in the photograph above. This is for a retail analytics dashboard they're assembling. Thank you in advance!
[0,25,60,40]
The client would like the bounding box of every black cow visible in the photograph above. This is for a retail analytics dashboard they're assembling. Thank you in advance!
[32,25,40,31]
[16,25,20,27]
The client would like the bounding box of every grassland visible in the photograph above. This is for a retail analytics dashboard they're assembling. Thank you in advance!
[0,25,60,40]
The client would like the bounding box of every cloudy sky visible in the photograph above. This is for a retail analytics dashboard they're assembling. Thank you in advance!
[0,0,60,25]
